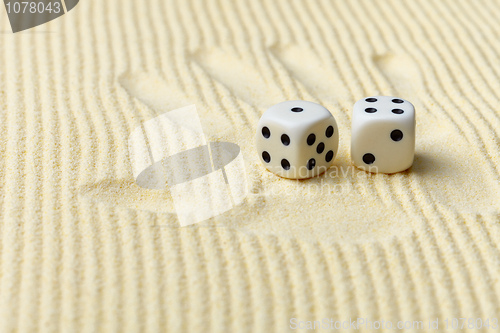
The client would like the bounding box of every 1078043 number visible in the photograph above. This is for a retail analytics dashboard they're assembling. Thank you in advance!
[5,1,61,14]
[445,318,498,330]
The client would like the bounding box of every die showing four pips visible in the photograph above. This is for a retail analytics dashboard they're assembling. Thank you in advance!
[256,96,415,179]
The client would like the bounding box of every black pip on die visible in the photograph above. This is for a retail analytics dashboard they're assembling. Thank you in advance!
[351,96,415,174]
[256,100,339,179]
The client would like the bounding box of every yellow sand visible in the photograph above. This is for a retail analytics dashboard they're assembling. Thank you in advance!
[0,0,499,331]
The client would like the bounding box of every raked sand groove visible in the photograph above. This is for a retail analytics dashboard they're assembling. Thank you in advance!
[0,0,499,331]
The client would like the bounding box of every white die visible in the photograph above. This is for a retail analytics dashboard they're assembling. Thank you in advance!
[351,96,415,174]
[256,100,339,179]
